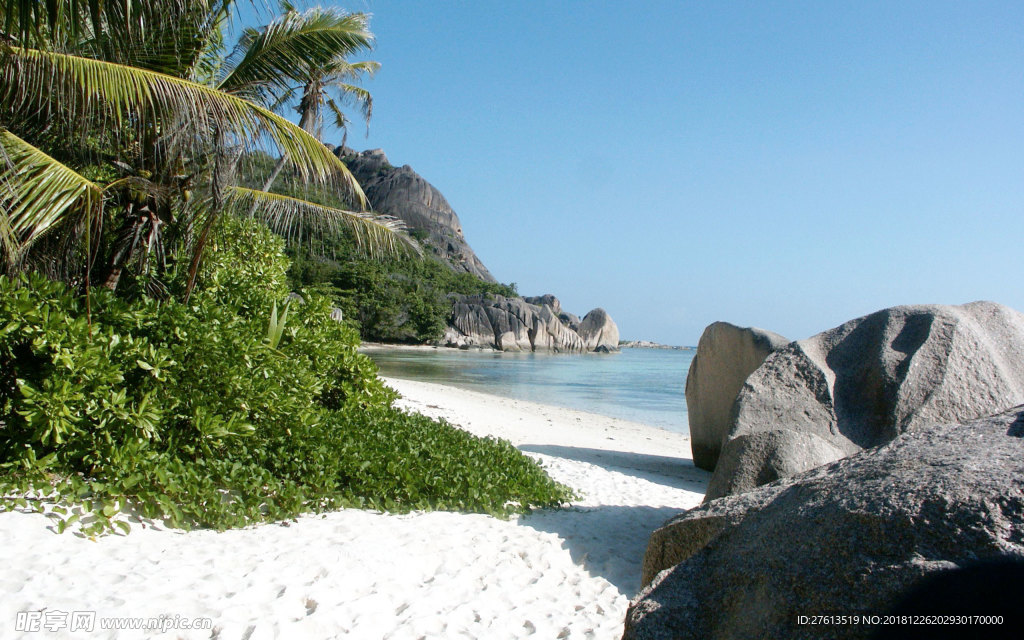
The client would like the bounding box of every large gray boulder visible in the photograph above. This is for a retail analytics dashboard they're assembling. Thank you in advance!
[628,405,1024,640]
[685,322,789,471]
[709,301,1024,498]
[578,308,620,352]
[340,147,496,282]
[703,428,846,501]
[444,293,615,353]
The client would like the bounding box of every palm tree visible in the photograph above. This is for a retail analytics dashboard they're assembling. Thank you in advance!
[0,0,414,297]
[239,6,382,193]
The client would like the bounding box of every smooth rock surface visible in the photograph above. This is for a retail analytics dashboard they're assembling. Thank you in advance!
[710,301,1024,497]
[685,322,789,471]
[578,309,620,353]
[628,405,1024,640]
[703,428,846,501]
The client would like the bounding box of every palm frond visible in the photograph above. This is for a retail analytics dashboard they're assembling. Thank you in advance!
[219,8,374,104]
[325,82,374,131]
[1,1,236,73]
[225,186,420,259]
[0,128,102,264]
[326,99,352,133]
[0,47,367,208]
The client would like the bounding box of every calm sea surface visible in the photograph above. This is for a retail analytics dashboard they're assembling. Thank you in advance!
[365,347,695,434]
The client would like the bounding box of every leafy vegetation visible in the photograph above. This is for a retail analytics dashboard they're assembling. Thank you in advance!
[0,3,574,535]
[0,0,413,292]
[241,150,516,344]
[289,236,518,343]
[0,219,575,535]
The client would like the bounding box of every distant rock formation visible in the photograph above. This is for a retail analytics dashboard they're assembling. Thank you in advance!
[627,405,1024,640]
[443,293,619,353]
[685,322,790,472]
[338,147,495,282]
[578,308,619,353]
[618,340,693,350]
[706,301,1024,500]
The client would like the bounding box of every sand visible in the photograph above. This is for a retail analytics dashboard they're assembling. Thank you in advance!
[0,376,708,639]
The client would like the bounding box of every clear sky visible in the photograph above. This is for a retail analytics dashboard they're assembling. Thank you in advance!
[237,1,1024,345]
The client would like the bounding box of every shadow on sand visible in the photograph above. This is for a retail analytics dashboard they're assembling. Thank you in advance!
[515,445,710,597]
[518,504,686,598]
[517,444,709,493]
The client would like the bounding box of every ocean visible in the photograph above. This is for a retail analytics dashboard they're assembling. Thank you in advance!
[365,346,695,434]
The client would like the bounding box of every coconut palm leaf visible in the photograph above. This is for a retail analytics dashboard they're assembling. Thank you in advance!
[0,128,102,264]
[225,186,420,259]
[219,7,374,105]
[1,1,232,69]
[326,82,374,131]
[0,47,367,208]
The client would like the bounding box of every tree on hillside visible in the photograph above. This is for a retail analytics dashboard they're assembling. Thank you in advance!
[0,0,413,298]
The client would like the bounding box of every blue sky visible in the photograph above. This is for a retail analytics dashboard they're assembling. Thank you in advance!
[238,1,1023,345]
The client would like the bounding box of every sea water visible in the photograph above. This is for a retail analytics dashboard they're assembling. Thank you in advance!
[365,347,695,434]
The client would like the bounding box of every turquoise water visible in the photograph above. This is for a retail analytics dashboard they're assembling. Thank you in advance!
[365,347,695,434]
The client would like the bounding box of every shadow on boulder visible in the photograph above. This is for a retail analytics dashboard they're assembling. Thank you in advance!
[627,406,1024,640]
[872,558,1024,640]
[709,301,1024,499]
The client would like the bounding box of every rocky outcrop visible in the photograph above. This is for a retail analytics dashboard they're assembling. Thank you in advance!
[578,308,619,352]
[628,405,1024,640]
[339,147,495,282]
[443,293,618,353]
[708,301,1024,498]
[685,322,789,471]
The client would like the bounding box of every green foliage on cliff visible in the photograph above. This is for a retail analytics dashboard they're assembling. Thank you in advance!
[240,152,516,344]
[288,236,517,343]
[0,219,572,535]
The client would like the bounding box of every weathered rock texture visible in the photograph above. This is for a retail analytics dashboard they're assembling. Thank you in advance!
[339,147,495,282]
[628,406,1024,640]
[703,428,845,500]
[707,301,1024,499]
[443,293,618,353]
[578,308,620,352]
[685,322,789,471]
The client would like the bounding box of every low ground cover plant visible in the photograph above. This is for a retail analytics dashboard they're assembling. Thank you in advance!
[0,219,574,536]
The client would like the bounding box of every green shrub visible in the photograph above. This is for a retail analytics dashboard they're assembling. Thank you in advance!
[0,224,574,535]
[193,216,292,314]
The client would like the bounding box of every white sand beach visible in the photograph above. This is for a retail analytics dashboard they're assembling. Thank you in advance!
[0,377,708,640]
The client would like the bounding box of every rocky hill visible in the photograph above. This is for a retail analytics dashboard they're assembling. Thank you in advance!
[336,147,495,282]
[337,146,618,352]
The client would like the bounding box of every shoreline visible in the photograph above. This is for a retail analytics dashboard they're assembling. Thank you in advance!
[1,378,707,639]
[383,376,694,460]
[362,344,693,437]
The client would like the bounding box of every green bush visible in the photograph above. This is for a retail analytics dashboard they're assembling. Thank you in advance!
[0,221,574,535]
[194,216,292,314]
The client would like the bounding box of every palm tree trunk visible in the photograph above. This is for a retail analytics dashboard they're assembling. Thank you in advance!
[260,154,289,192]
[100,205,143,291]
[259,83,320,194]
